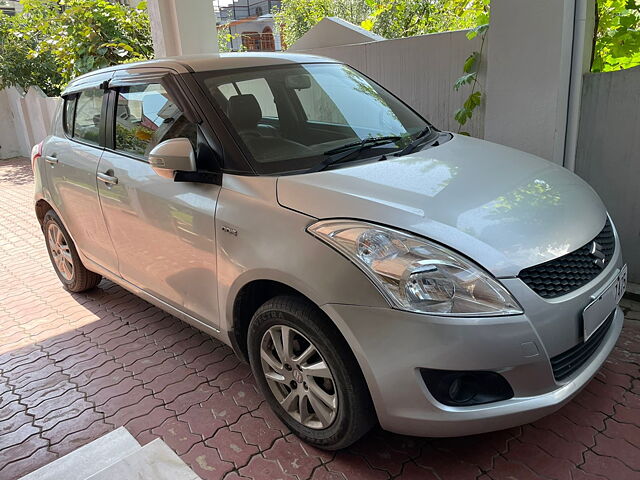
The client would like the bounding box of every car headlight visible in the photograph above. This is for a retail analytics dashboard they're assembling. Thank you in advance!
[308,220,522,316]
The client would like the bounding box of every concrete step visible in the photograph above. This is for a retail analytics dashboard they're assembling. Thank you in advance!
[19,427,141,480]
[86,438,201,480]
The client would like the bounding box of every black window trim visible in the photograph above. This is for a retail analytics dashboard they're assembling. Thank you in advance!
[185,72,253,176]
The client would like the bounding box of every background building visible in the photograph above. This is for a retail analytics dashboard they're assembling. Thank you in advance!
[0,0,22,16]
[215,0,282,51]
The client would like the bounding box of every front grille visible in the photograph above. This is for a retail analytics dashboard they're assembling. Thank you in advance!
[519,219,615,299]
[550,310,614,381]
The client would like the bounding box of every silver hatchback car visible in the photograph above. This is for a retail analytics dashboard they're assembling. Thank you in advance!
[32,53,627,450]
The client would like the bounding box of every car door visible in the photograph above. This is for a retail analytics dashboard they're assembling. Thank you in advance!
[44,80,119,273]
[96,71,222,326]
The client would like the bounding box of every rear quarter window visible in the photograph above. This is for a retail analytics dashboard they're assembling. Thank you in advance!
[62,95,77,136]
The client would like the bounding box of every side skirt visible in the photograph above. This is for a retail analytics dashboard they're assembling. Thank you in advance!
[80,254,224,341]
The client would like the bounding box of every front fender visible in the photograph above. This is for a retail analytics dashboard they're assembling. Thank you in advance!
[215,174,386,337]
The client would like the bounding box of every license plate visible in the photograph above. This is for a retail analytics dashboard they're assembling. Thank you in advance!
[582,264,627,341]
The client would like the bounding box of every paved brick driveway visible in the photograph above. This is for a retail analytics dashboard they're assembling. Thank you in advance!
[0,157,639,480]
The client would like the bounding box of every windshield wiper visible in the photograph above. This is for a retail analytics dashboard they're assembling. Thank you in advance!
[311,136,402,172]
[394,125,437,157]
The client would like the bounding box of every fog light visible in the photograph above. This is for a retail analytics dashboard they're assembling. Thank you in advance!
[420,369,514,407]
[448,375,478,404]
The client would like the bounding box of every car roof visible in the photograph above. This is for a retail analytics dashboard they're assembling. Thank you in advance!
[65,52,340,90]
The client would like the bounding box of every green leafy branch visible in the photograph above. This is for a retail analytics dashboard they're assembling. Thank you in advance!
[0,0,153,96]
[592,0,640,72]
[453,23,488,135]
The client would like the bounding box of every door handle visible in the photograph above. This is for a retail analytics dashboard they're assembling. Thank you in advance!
[44,155,58,165]
[97,171,118,185]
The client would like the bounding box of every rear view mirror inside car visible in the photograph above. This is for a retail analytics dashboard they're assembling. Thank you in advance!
[285,74,311,90]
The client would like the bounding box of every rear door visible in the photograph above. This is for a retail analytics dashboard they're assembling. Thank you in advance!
[96,70,222,326]
[44,78,119,273]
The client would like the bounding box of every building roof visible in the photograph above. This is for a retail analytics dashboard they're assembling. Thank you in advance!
[289,17,384,52]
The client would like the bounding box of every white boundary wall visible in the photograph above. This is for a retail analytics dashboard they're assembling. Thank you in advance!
[290,29,485,138]
[575,66,640,283]
[0,87,60,159]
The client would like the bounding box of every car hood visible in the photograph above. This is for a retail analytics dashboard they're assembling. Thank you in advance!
[277,134,607,277]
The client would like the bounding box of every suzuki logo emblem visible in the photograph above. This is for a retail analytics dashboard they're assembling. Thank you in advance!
[590,241,606,269]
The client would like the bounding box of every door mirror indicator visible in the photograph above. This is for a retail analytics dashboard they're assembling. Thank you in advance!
[149,138,196,179]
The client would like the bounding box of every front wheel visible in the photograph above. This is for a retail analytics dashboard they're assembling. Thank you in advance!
[247,295,375,450]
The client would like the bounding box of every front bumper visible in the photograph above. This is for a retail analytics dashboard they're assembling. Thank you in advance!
[321,252,625,437]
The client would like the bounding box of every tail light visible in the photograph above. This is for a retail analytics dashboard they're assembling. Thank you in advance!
[31,141,44,171]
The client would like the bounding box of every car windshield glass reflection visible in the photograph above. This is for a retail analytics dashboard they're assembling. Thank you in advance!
[199,63,429,174]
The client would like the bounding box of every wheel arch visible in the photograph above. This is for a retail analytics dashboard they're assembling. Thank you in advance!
[230,278,309,362]
[229,277,379,434]
[35,198,80,248]
[35,198,54,226]
[228,276,366,373]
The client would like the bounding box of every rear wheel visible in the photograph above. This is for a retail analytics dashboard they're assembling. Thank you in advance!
[248,295,375,450]
[43,209,102,292]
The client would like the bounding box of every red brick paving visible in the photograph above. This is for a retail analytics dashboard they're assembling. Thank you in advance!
[1,156,639,480]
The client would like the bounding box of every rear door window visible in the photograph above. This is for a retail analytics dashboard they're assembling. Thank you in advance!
[73,89,104,145]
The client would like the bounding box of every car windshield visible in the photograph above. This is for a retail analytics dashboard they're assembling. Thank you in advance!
[197,63,430,174]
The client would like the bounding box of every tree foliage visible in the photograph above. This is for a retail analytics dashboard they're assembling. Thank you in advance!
[592,0,640,72]
[361,0,488,39]
[453,23,488,134]
[275,0,489,45]
[273,0,488,46]
[274,0,370,48]
[217,25,247,53]
[0,0,153,96]
[0,0,62,94]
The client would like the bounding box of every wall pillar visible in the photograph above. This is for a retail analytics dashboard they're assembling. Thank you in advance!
[147,0,218,58]
[484,0,594,166]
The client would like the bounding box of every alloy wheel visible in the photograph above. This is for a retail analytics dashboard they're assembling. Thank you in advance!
[47,223,74,281]
[259,324,338,429]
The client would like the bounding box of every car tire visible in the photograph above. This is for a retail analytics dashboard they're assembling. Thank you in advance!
[43,209,102,292]
[248,295,375,450]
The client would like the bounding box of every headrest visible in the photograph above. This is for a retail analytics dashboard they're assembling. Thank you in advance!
[227,94,262,131]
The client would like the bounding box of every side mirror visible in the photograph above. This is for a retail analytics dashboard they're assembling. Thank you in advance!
[148,138,196,179]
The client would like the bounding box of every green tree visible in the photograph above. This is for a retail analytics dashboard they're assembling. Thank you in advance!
[49,0,153,81]
[274,0,489,47]
[592,0,640,72]
[0,0,153,96]
[361,0,489,39]
[217,25,247,53]
[217,25,234,52]
[0,0,62,94]
[274,0,371,48]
